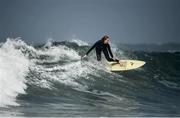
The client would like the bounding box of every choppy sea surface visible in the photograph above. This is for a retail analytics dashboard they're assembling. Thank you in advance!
[0,38,180,117]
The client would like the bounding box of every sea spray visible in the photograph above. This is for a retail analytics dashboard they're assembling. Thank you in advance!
[0,39,30,107]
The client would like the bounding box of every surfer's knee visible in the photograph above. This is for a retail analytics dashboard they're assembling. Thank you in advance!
[97,58,101,61]
[97,56,101,61]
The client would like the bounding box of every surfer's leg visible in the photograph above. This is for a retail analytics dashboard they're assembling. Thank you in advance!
[96,48,101,61]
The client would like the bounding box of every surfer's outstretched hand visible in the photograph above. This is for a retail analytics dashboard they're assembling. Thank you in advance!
[81,54,87,60]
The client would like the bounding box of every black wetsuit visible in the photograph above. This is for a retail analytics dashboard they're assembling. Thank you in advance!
[86,40,116,62]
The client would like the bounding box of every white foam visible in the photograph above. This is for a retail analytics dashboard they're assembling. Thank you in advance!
[43,38,53,48]
[36,45,81,63]
[70,39,89,46]
[0,38,30,107]
[4,39,88,91]
[30,61,95,90]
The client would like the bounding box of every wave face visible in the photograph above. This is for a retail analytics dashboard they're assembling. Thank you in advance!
[0,38,180,117]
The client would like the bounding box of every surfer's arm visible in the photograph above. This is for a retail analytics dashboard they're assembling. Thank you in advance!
[107,44,113,58]
[86,43,97,55]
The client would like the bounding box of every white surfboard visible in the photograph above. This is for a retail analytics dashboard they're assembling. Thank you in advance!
[107,60,146,71]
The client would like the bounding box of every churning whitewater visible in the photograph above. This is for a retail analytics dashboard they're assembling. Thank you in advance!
[0,38,180,117]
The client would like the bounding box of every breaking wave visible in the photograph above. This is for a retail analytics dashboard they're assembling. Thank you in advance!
[0,38,180,117]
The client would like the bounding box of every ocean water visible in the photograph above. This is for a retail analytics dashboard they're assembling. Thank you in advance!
[0,38,180,117]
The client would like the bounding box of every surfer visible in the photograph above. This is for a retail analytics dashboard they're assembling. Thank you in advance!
[81,35,119,62]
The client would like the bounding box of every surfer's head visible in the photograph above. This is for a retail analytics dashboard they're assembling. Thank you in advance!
[101,35,109,44]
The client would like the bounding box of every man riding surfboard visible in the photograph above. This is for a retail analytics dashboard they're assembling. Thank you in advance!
[82,35,119,62]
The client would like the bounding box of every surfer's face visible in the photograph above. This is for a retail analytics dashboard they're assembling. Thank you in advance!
[104,38,109,44]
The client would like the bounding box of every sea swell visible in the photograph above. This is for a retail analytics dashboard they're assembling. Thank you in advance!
[0,38,180,116]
